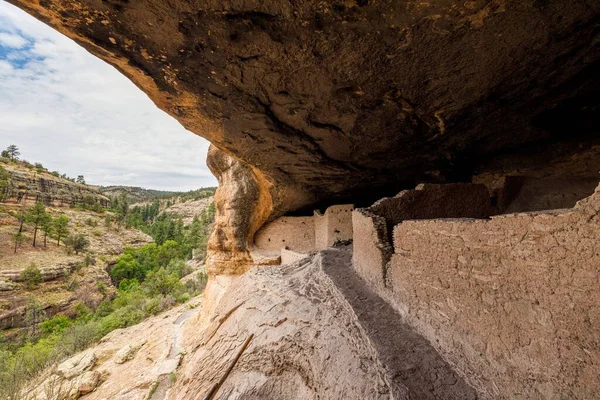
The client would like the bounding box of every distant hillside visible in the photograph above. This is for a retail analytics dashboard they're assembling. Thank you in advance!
[0,159,108,208]
[99,186,182,204]
[125,187,216,226]
[100,185,217,205]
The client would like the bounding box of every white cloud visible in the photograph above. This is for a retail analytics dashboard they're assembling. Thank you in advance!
[0,31,27,48]
[0,1,217,191]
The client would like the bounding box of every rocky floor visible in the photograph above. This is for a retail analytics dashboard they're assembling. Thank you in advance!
[173,249,478,399]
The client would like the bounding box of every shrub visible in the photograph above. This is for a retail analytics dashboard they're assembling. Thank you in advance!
[20,264,43,289]
[84,254,95,267]
[143,297,163,315]
[117,278,140,292]
[40,315,72,335]
[98,306,144,335]
[96,281,107,296]
[53,321,102,356]
[184,272,208,295]
[85,217,97,227]
[73,302,91,322]
[94,300,114,318]
[63,234,89,255]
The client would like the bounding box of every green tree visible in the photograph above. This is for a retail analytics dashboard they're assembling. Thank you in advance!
[25,202,48,247]
[24,296,46,338]
[13,231,24,254]
[20,263,43,289]
[52,215,70,246]
[76,175,85,184]
[40,214,53,248]
[15,208,26,233]
[156,240,182,267]
[4,145,19,161]
[142,268,182,297]
[166,258,190,278]
[110,253,142,284]
[64,234,89,255]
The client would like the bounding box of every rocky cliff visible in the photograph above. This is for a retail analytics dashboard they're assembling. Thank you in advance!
[1,162,108,207]
[8,0,600,275]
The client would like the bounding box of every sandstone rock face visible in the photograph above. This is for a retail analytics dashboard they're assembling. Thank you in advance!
[205,146,272,275]
[28,301,202,400]
[75,370,101,395]
[9,0,600,273]
[2,164,108,207]
[57,350,96,379]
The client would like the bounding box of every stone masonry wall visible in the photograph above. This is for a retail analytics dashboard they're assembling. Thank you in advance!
[253,217,315,252]
[314,204,354,250]
[384,186,600,399]
[254,204,354,255]
[352,183,492,288]
[351,209,392,292]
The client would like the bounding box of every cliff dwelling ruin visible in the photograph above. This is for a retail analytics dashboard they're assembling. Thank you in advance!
[6,0,600,399]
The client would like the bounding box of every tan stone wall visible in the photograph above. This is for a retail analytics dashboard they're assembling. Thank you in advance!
[351,210,391,291]
[383,187,600,399]
[253,217,315,252]
[314,204,354,250]
[352,183,492,287]
[254,204,353,255]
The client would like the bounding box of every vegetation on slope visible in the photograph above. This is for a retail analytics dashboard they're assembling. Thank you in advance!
[0,145,217,399]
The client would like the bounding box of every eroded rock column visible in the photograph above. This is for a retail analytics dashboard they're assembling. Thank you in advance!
[205,145,273,276]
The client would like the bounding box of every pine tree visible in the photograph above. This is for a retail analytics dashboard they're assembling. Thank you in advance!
[25,202,48,247]
[13,231,24,253]
[25,296,46,338]
[41,214,53,248]
[53,215,70,246]
[4,145,19,161]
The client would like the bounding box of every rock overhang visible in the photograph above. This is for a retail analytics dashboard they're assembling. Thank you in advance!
[8,0,600,273]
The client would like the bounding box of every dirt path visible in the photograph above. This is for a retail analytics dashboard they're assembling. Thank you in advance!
[321,247,478,400]
[150,308,197,400]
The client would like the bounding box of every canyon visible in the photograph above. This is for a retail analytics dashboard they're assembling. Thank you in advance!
[5,1,600,399]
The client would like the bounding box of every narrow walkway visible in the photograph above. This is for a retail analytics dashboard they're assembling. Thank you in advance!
[150,308,197,400]
[321,247,478,400]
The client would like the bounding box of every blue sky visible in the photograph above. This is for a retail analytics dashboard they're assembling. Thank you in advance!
[0,1,217,191]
